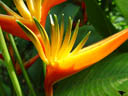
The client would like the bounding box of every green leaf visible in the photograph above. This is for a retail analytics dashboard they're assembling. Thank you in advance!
[50,2,80,19]
[54,52,128,96]
[84,0,116,37]
[118,81,128,92]
[115,0,128,22]
[123,93,128,96]
[0,82,11,96]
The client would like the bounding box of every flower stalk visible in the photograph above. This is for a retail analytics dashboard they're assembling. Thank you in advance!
[8,34,37,96]
[0,27,23,96]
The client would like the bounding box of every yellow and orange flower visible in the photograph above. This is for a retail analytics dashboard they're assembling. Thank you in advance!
[0,0,66,40]
[17,15,128,96]
[0,0,66,73]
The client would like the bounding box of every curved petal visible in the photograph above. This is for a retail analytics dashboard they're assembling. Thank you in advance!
[0,15,37,40]
[16,20,47,63]
[13,0,32,19]
[40,0,66,26]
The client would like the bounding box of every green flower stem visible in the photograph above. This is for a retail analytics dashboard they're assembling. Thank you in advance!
[8,34,37,96]
[0,27,23,96]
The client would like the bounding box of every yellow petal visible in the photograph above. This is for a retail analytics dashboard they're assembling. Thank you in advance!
[33,0,42,21]
[33,17,50,62]
[58,14,64,49]
[16,20,48,64]
[57,17,73,59]
[13,0,32,19]
[26,0,35,17]
[61,20,80,58]
[53,15,60,58]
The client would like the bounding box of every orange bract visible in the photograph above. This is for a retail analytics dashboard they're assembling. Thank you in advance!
[0,15,36,40]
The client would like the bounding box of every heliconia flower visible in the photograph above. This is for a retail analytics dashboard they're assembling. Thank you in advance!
[16,15,128,96]
[0,0,66,40]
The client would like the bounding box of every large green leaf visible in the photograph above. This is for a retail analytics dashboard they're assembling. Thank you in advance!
[115,0,128,22]
[84,0,116,37]
[54,52,128,96]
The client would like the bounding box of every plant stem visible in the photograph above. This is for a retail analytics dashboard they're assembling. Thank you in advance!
[16,54,39,75]
[8,34,37,96]
[44,79,53,96]
[0,27,23,96]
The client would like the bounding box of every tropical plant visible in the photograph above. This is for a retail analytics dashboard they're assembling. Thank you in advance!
[0,0,128,96]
